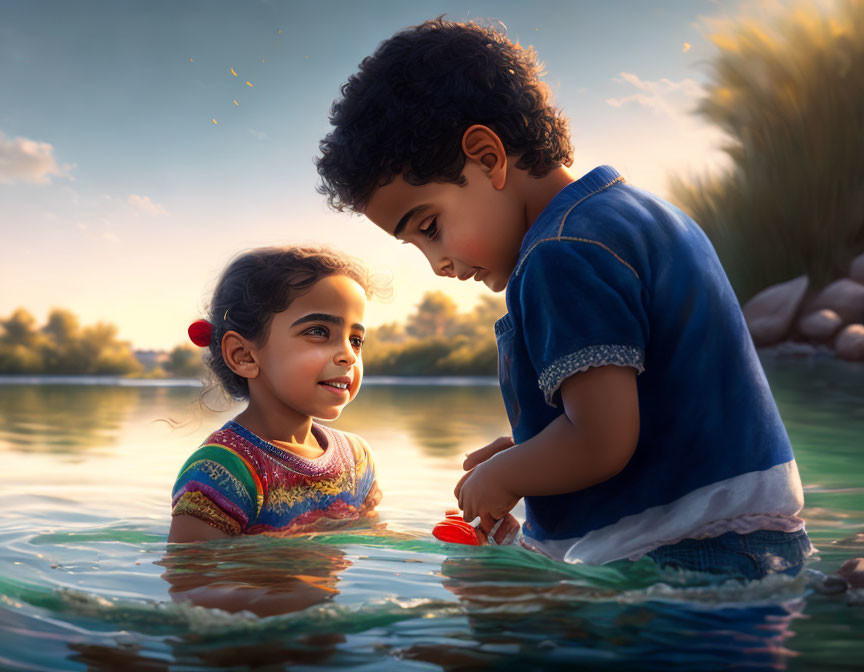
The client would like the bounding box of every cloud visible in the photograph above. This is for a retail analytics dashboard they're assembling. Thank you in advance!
[0,131,73,184]
[578,70,730,198]
[248,128,269,141]
[128,193,167,216]
[605,72,704,122]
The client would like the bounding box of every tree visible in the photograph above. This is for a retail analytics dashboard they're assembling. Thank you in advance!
[42,309,79,346]
[0,308,40,347]
[165,345,206,378]
[405,291,460,339]
[0,308,142,375]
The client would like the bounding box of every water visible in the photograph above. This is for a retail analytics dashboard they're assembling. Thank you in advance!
[0,359,862,670]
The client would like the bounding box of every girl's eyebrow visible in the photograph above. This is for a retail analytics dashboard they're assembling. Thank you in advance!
[291,313,365,334]
[393,204,430,238]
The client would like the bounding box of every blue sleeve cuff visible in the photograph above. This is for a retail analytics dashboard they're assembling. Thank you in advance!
[538,344,645,406]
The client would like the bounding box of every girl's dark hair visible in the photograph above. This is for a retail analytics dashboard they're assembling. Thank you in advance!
[202,246,374,401]
[316,17,573,212]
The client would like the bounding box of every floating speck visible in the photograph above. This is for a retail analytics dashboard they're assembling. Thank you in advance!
[682,42,692,53]
[233,98,239,106]
[246,80,253,87]
[278,28,283,35]
[230,67,238,76]
[212,118,218,125]
[189,58,194,63]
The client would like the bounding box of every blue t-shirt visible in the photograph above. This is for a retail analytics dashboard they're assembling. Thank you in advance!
[496,166,804,564]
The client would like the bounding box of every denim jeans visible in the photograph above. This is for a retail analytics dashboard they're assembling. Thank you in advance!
[646,529,813,581]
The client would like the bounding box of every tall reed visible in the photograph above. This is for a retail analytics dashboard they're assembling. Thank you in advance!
[670,0,864,301]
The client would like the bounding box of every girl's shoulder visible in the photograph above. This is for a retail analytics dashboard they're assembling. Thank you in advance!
[171,424,267,533]
[316,425,373,466]
[179,425,265,475]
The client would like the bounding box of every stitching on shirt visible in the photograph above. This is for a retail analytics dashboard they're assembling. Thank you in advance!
[515,176,634,278]
[515,236,640,280]
[556,176,625,237]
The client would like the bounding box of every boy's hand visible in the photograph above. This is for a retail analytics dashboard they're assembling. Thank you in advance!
[454,455,520,523]
[462,436,514,470]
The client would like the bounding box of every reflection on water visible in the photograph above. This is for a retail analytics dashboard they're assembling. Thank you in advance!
[0,385,137,454]
[0,379,508,460]
[159,537,350,618]
[338,384,508,457]
[0,385,205,455]
[0,361,862,670]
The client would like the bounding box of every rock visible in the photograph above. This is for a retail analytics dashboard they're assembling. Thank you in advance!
[762,342,833,358]
[837,557,864,589]
[809,279,864,324]
[798,309,843,342]
[847,588,864,607]
[835,324,864,362]
[807,569,849,595]
[742,275,809,347]
[838,533,864,548]
[850,252,864,284]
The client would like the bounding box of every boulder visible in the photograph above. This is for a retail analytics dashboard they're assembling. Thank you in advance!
[808,569,849,595]
[742,275,809,347]
[850,252,864,285]
[809,279,864,324]
[848,589,864,607]
[835,324,864,362]
[837,558,864,589]
[798,309,843,343]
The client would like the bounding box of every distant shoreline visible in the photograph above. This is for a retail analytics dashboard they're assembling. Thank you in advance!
[0,375,499,388]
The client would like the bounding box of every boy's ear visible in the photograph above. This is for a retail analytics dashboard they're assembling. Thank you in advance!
[222,331,260,380]
[461,125,508,190]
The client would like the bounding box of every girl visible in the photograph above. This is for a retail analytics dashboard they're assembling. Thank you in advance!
[168,246,382,543]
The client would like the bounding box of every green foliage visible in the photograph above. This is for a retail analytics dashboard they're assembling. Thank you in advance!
[0,307,143,376]
[164,345,207,378]
[363,292,505,376]
[670,0,864,301]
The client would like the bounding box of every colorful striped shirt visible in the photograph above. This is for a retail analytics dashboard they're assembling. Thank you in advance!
[171,420,380,536]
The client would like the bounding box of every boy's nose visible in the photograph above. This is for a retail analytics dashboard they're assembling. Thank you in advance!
[432,256,455,278]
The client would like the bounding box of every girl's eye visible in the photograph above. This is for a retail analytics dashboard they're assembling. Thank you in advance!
[419,217,438,241]
[350,336,365,350]
[304,326,329,338]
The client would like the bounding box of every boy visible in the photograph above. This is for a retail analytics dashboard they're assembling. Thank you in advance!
[316,19,810,578]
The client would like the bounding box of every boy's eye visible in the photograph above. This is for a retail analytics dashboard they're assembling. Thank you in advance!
[419,217,438,241]
[304,325,329,338]
[350,335,365,350]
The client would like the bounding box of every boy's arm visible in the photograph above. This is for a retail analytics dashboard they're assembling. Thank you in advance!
[455,365,639,522]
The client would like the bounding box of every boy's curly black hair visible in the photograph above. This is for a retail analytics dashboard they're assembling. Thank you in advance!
[316,17,573,212]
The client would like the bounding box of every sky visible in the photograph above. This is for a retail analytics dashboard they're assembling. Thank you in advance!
[0,0,747,350]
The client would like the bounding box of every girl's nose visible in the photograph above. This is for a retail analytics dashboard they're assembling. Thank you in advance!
[335,340,357,366]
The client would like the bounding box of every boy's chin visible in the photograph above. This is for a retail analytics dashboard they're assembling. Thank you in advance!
[483,275,508,293]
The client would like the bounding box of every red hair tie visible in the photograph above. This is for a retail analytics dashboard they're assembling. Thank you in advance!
[188,319,213,347]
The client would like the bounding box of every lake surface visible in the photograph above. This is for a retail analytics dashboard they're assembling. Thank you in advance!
[0,359,862,671]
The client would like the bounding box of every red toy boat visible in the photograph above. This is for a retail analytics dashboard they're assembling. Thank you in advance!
[432,513,482,545]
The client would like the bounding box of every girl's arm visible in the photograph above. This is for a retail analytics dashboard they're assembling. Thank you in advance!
[455,365,640,522]
[168,514,232,543]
